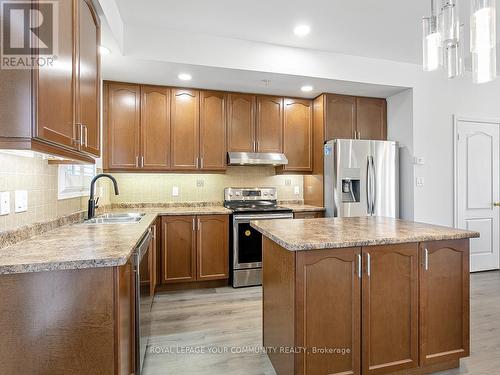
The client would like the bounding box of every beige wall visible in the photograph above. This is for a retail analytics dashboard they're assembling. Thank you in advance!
[0,152,89,232]
[107,167,304,204]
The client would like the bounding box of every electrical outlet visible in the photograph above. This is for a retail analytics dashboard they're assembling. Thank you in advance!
[294,186,300,195]
[196,179,204,188]
[285,179,292,186]
[414,156,425,165]
[416,177,425,187]
[15,190,28,213]
[0,192,10,215]
[172,186,179,197]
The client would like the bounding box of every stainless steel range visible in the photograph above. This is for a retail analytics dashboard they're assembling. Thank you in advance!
[224,187,293,288]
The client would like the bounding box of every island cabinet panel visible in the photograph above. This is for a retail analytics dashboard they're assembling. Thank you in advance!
[295,247,361,375]
[419,239,470,366]
[200,91,227,170]
[170,89,200,170]
[361,244,419,375]
[281,98,313,173]
[116,257,135,375]
[227,93,256,152]
[106,82,141,169]
[197,215,229,280]
[141,86,171,169]
[356,98,387,141]
[256,96,283,153]
[161,216,197,283]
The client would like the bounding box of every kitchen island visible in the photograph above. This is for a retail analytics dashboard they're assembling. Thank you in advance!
[251,217,479,375]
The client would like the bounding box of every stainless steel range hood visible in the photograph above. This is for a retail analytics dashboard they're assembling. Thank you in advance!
[227,152,288,166]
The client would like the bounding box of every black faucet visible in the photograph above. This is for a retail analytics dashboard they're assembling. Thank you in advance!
[88,174,119,219]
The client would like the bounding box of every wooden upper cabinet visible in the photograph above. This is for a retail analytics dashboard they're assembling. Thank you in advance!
[197,215,229,280]
[295,248,361,375]
[170,89,200,170]
[419,239,470,366]
[35,0,75,150]
[77,0,100,157]
[282,98,312,172]
[200,91,226,170]
[227,94,256,152]
[356,97,387,140]
[141,86,170,169]
[325,94,356,141]
[106,83,140,169]
[256,96,283,153]
[161,216,197,283]
[362,244,419,375]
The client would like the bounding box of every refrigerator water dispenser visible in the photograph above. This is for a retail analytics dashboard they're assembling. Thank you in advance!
[341,179,360,203]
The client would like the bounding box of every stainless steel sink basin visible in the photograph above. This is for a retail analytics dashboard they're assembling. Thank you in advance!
[84,212,146,224]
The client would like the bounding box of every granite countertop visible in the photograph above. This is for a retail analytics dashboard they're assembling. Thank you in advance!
[0,206,231,275]
[251,216,480,251]
[280,203,325,212]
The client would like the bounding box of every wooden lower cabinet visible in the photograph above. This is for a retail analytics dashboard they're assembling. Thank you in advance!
[263,239,469,375]
[362,244,419,375]
[419,240,470,366]
[293,211,324,219]
[161,215,229,284]
[295,247,361,375]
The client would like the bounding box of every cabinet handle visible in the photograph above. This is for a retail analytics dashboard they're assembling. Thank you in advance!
[357,254,362,278]
[200,157,204,169]
[197,218,200,231]
[140,155,144,168]
[135,156,139,168]
[192,218,195,231]
[424,248,429,271]
[366,252,371,276]
[358,131,361,139]
[84,125,88,147]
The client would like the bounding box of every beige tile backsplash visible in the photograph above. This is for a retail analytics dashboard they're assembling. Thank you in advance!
[0,154,303,233]
[0,152,89,233]
[107,167,304,204]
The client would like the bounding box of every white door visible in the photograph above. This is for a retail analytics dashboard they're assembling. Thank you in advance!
[456,119,500,272]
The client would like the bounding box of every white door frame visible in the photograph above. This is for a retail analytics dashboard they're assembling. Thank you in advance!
[453,115,500,226]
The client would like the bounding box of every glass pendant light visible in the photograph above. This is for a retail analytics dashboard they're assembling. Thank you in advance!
[444,24,465,78]
[439,0,460,44]
[471,0,497,83]
[423,0,442,71]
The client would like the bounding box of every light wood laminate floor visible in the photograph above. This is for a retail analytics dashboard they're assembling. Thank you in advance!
[143,271,500,375]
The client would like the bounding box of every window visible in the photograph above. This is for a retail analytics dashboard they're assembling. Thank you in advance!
[58,164,96,200]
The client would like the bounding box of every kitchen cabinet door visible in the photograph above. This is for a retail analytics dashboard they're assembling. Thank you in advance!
[282,98,313,172]
[419,239,470,366]
[77,0,100,157]
[295,247,361,375]
[141,86,170,169]
[325,94,357,141]
[256,96,283,153]
[196,215,229,280]
[161,216,197,283]
[35,0,76,150]
[362,244,419,375]
[200,91,226,170]
[106,83,141,169]
[356,97,387,140]
[170,89,199,170]
[227,93,256,152]
[293,211,324,219]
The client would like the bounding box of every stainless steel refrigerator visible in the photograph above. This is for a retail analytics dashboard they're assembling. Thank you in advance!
[324,139,399,218]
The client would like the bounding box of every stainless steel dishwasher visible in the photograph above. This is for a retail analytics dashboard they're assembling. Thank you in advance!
[134,227,154,375]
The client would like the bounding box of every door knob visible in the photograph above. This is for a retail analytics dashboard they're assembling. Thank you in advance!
[494,202,500,207]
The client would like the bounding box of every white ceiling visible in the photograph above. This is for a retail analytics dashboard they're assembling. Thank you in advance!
[115,0,426,64]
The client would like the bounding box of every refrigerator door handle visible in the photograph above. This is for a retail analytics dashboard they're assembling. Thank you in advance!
[370,156,376,215]
[366,156,372,215]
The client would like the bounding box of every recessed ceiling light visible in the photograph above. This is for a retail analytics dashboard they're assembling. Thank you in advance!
[99,46,111,55]
[301,85,313,92]
[294,24,311,37]
[178,73,192,81]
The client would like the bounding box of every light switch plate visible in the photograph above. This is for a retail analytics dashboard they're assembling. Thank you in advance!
[285,179,292,186]
[414,156,425,165]
[416,177,425,187]
[294,186,300,195]
[172,186,179,197]
[196,179,204,188]
[15,190,28,213]
[0,192,10,215]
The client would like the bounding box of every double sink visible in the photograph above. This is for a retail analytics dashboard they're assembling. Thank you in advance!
[84,212,146,225]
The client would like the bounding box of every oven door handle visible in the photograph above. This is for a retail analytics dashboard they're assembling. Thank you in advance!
[233,214,293,221]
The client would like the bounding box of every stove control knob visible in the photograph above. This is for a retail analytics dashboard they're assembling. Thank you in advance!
[235,192,241,196]
[263,192,268,196]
